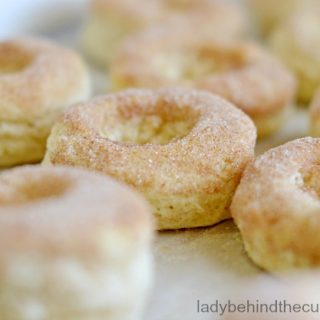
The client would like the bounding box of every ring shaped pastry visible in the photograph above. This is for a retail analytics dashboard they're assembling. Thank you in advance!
[270,8,320,103]
[0,165,153,320]
[111,27,296,138]
[231,137,320,272]
[83,0,247,67]
[0,38,90,167]
[44,88,256,230]
[310,89,320,136]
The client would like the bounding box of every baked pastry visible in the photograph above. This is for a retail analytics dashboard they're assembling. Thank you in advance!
[310,89,320,136]
[83,0,247,67]
[111,27,296,137]
[246,0,317,36]
[231,137,320,272]
[44,88,256,230]
[0,38,90,167]
[269,8,320,103]
[0,165,153,319]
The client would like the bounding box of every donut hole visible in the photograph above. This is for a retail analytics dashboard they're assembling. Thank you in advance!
[0,45,32,74]
[102,100,199,145]
[301,165,320,198]
[153,45,247,81]
[0,173,71,205]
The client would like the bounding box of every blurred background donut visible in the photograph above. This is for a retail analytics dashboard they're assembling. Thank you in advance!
[0,165,153,319]
[111,25,296,137]
[82,0,247,67]
[310,89,320,136]
[246,0,318,36]
[0,38,90,167]
[269,7,320,104]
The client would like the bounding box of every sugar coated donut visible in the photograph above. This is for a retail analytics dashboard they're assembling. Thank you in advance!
[310,89,320,136]
[221,274,320,319]
[83,0,247,67]
[231,137,320,272]
[0,165,153,319]
[44,88,256,230]
[269,8,320,103]
[111,27,296,137]
[246,0,317,36]
[0,38,90,167]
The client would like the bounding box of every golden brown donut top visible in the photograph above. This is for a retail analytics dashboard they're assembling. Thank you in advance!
[46,88,256,194]
[0,38,90,122]
[231,137,320,229]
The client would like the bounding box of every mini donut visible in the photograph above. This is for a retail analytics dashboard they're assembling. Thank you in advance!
[221,274,320,319]
[0,38,90,167]
[310,89,320,136]
[83,0,247,67]
[43,88,256,230]
[111,26,296,137]
[246,0,317,36]
[269,8,320,103]
[0,165,153,319]
[231,137,320,272]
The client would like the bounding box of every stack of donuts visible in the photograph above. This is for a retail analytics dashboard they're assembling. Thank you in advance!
[1,0,320,318]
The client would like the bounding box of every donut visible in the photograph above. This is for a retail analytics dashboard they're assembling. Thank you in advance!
[310,89,320,136]
[0,165,153,319]
[220,274,320,319]
[111,26,296,137]
[231,137,320,272]
[43,88,256,230]
[269,8,320,103]
[83,0,247,67]
[246,0,317,36]
[0,38,90,167]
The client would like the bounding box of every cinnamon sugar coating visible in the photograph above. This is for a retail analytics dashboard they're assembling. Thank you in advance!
[0,38,90,166]
[232,137,320,272]
[44,88,256,230]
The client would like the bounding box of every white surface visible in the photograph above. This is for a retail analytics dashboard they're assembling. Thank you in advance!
[0,2,310,319]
